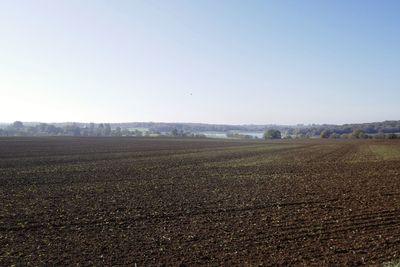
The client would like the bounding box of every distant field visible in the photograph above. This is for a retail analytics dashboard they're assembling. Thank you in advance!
[1,137,400,265]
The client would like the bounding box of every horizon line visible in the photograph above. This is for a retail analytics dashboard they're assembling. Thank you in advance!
[1,119,399,127]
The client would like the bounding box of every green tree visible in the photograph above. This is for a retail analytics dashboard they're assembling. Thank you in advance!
[320,130,331,138]
[330,133,340,139]
[374,130,385,139]
[352,129,366,139]
[264,129,281,140]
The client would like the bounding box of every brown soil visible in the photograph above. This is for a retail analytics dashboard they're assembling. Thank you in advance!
[1,137,400,266]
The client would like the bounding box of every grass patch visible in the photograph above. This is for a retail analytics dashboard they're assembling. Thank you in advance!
[383,260,400,267]
[202,144,301,167]
[369,145,400,160]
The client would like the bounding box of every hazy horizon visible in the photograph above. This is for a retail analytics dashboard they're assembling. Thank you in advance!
[1,0,400,124]
[1,119,398,127]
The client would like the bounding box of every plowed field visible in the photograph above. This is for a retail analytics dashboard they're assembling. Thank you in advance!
[1,137,400,266]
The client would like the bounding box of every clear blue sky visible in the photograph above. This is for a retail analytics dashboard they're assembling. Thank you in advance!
[1,0,399,125]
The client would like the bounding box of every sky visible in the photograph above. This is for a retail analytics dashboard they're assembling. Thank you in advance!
[1,0,400,125]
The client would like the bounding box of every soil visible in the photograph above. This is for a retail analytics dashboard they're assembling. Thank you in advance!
[1,137,400,266]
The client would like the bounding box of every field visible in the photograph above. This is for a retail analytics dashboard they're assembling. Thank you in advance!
[1,137,400,266]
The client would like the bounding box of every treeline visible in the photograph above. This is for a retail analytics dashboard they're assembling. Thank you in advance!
[0,121,129,137]
[0,121,207,138]
[0,121,132,136]
[283,121,400,139]
[266,129,399,140]
[318,129,399,139]
[287,121,400,137]
[1,120,400,139]
[108,122,252,133]
[92,121,400,134]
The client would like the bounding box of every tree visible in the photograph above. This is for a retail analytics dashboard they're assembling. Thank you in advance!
[12,121,24,129]
[62,124,80,136]
[171,128,179,137]
[285,128,295,136]
[374,131,385,139]
[329,133,340,139]
[134,129,143,137]
[114,127,122,136]
[89,123,95,136]
[351,129,366,139]
[72,126,81,136]
[96,124,104,136]
[264,129,281,140]
[104,124,112,136]
[320,130,331,138]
